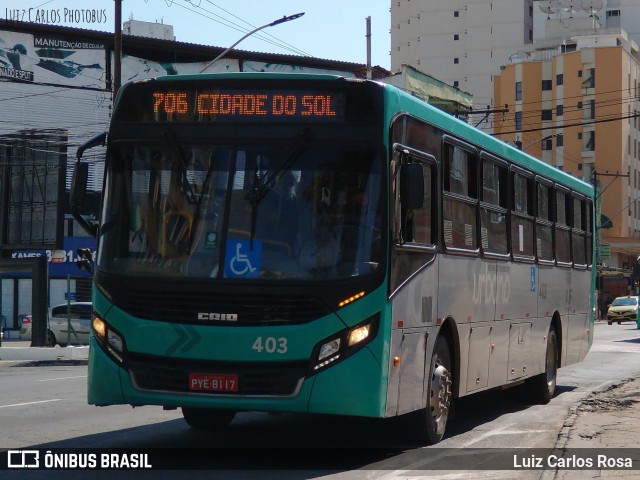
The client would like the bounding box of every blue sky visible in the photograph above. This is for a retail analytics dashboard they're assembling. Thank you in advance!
[3,0,391,68]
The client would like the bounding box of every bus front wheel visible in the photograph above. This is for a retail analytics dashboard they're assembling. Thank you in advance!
[423,336,453,444]
[181,407,236,430]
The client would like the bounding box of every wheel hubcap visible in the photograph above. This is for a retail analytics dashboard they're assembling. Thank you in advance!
[430,362,452,428]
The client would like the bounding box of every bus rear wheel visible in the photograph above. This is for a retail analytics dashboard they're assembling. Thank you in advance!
[182,408,236,430]
[422,336,453,444]
[526,328,558,404]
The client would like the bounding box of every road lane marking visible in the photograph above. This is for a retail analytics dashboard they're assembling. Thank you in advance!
[0,399,63,409]
[37,375,87,382]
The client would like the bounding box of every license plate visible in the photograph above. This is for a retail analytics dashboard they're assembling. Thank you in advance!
[188,373,238,392]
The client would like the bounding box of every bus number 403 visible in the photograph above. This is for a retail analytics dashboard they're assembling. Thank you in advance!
[252,337,288,354]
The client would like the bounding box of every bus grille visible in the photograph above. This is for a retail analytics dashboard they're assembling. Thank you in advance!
[113,290,331,325]
[127,354,307,396]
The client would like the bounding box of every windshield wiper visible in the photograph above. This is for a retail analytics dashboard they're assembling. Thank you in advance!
[186,149,225,254]
[245,129,312,206]
[163,130,197,205]
[245,129,312,246]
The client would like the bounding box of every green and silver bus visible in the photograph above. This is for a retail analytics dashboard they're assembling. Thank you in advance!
[73,73,595,443]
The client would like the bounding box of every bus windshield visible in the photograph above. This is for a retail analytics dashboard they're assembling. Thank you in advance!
[98,139,384,281]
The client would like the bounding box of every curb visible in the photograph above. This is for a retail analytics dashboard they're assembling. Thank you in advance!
[0,345,89,363]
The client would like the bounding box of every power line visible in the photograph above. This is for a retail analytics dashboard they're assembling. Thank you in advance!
[201,0,311,57]
[168,0,310,57]
[494,112,640,136]
[469,85,640,115]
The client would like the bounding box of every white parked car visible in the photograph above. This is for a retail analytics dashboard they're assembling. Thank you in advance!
[47,302,93,346]
[19,314,32,340]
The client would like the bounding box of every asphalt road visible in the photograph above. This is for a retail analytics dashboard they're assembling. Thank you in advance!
[1,321,639,479]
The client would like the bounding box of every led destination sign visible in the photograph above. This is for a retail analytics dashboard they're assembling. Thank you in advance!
[146,89,346,123]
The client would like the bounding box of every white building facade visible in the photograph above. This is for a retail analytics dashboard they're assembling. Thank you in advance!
[391,0,535,123]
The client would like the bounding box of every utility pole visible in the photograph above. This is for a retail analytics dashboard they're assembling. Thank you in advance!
[471,105,509,128]
[366,17,372,80]
[114,0,122,101]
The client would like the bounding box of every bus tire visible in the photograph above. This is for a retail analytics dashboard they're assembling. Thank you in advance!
[423,335,453,444]
[181,407,236,430]
[526,328,558,404]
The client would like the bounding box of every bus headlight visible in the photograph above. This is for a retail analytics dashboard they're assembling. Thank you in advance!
[92,314,126,365]
[93,316,107,339]
[319,338,341,361]
[107,329,124,362]
[348,324,371,346]
[309,314,379,375]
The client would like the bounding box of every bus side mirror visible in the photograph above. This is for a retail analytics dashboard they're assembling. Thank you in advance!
[71,133,105,238]
[70,162,88,209]
[400,163,424,210]
[77,132,106,161]
[70,161,98,237]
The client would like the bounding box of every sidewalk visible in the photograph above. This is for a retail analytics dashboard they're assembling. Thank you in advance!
[551,375,640,479]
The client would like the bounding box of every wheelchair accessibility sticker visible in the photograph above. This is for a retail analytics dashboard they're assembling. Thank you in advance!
[224,240,262,278]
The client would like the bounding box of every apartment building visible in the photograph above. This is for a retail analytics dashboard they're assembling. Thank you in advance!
[391,0,535,123]
[494,27,640,295]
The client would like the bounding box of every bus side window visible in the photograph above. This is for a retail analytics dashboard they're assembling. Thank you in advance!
[536,181,554,262]
[572,196,587,266]
[510,170,535,259]
[480,156,508,255]
[394,156,434,246]
[586,200,593,266]
[555,189,572,264]
[443,143,477,250]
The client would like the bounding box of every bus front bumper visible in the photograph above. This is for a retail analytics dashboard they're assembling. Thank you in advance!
[87,337,386,418]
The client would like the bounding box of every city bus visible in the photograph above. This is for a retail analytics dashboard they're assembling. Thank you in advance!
[72,72,595,444]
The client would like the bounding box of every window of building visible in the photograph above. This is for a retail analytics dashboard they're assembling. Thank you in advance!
[589,99,595,119]
[453,80,459,88]
[454,10,459,17]
[582,69,595,88]
[556,74,564,86]
[585,131,595,151]
[454,34,459,41]
[542,79,552,90]
[515,111,522,131]
[541,109,552,121]
[542,138,553,150]
[557,134,564,147]
[556,105,563,117]
[454,57,459,64]
[515,81,522,101]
